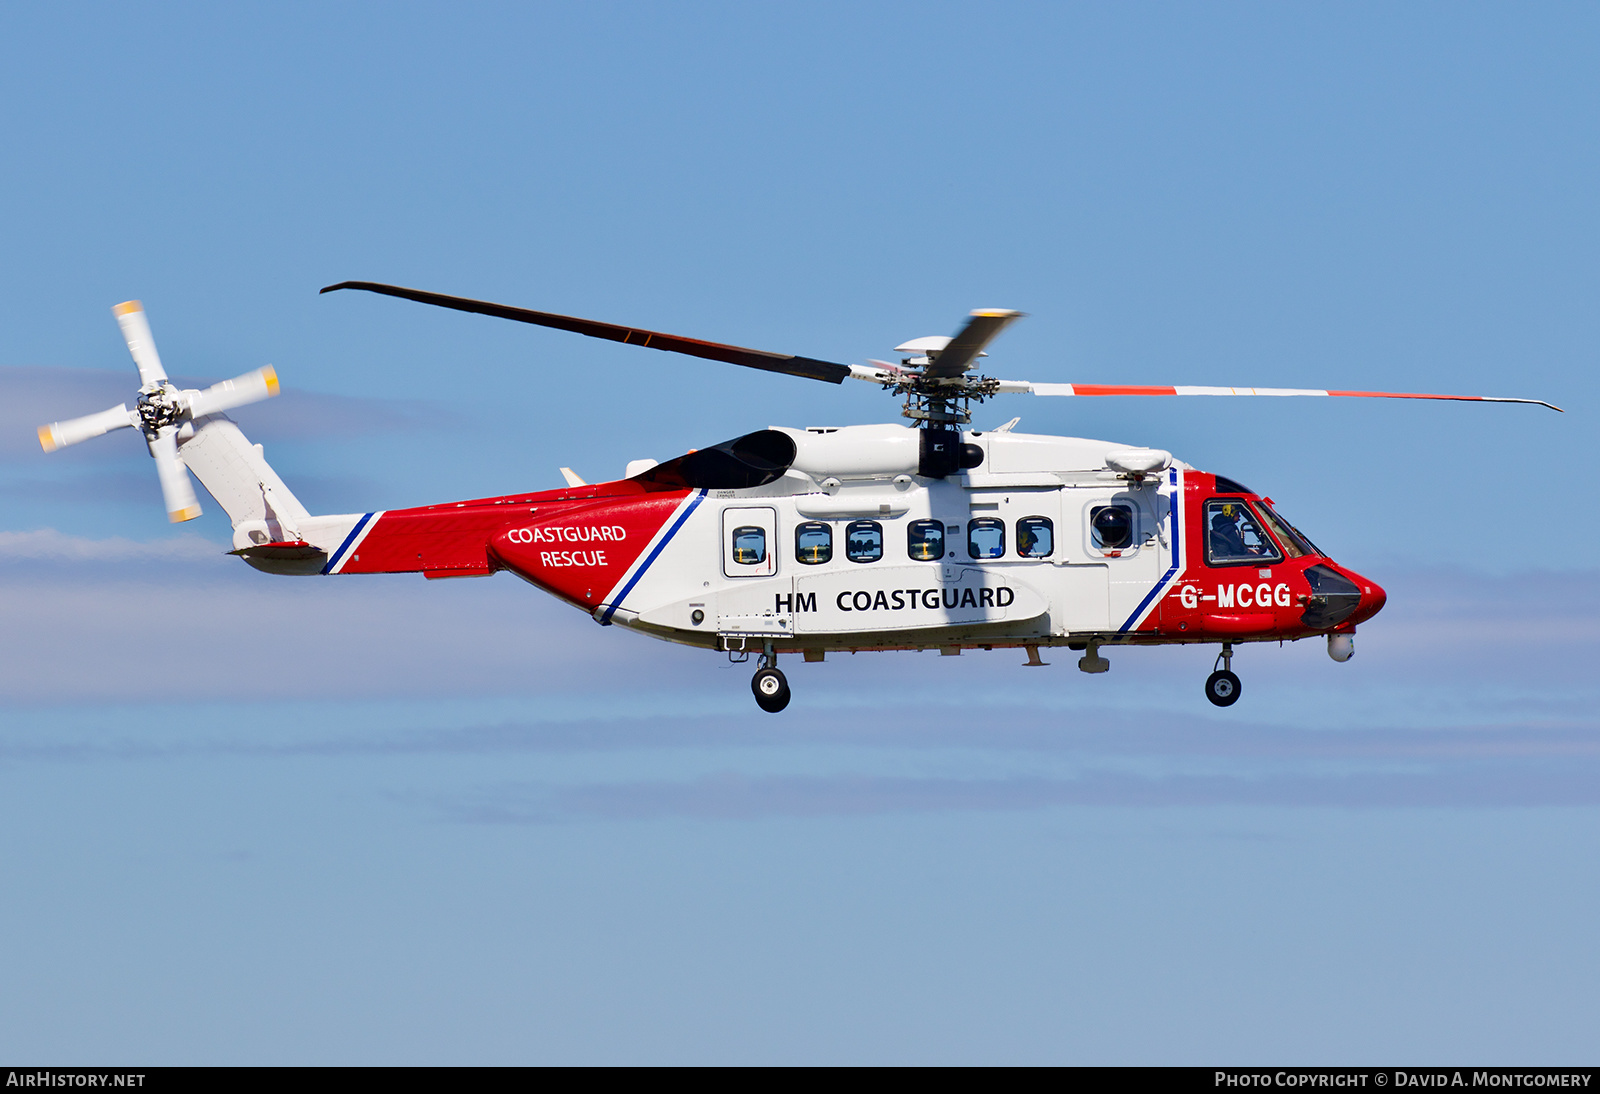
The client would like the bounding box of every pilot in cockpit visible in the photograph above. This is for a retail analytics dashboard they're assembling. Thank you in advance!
[1209,504,1253,560]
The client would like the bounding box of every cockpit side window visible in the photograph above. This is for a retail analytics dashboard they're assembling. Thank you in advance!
[1204,499,1283,566]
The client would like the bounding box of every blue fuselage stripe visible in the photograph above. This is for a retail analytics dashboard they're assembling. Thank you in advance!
[322,513,373,575]
[598,490,707,624]
[1118,469,1182,632]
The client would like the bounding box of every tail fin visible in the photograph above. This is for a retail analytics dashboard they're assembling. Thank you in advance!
[177,413,310,543]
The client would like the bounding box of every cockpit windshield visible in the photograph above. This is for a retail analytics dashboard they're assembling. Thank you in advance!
[1254,501,1321,558]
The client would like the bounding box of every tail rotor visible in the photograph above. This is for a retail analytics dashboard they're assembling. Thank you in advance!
[37,300,282,522]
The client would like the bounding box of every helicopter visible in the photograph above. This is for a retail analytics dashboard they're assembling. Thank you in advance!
[37,286,1560,712]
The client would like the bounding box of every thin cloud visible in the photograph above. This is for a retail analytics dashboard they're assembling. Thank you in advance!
[0,469,384,512]
[0,470,157,505]
[0,527,224,561]
[3,698,1598,764]
[0,543,1594,725]
[433,764,1600,823]
[0,548,657,703]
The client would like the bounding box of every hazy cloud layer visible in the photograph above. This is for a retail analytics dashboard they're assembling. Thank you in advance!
[0,468,382,514]
[436,764,1600,822]
[0,527,221,560]
[0,534,1596,816]
[0,535,1595,713]
[0,528,671,704]
[0,468,162,507]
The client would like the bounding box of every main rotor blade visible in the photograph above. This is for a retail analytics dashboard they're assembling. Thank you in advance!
[321,281,852,385]
[148,427,201,523]
[1020,382,1562,412]
[112,301,168,386]
[38,404,135,452]
[922,309,1025,378]
[185,366,280,419]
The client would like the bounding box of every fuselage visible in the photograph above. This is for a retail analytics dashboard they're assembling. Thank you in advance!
[273,424,1384,657]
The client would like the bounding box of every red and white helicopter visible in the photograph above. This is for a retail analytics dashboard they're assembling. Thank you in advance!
[39,285,1560,712]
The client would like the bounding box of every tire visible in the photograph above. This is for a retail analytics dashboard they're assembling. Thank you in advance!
[1205,669,1241,707]
[752,667,791,713]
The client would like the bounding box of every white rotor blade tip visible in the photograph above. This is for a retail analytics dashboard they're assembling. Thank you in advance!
[37,405,135,452]
[149,429,201,523]
[184,366,282,419]
[112,299,167,385]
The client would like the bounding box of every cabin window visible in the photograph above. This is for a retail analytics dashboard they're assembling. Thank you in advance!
[907,519,945,561]
[967,518,1005,559]
[1204,499,1282,566]
[794,521,832,565]
[1090,505,1134,551]
[845,520,883,563]
[1017,516,1054,558]
[730,526,767,566]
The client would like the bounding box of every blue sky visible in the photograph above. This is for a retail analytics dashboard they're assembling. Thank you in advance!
[1,1,1597,1063]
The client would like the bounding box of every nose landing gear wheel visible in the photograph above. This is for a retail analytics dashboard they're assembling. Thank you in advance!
[752,666,790,713]
[1205,669,1241,707]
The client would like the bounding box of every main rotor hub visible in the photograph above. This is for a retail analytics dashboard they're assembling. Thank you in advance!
[136,384,183,432]
[873,371,1001,426]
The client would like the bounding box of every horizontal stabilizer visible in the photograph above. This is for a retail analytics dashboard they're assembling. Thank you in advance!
[228,540,326,562]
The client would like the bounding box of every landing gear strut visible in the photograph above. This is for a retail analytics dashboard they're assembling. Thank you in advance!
[1205,643,1241,707]
[751,645,790,713]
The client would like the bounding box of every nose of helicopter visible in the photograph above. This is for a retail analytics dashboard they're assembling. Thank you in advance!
[1343,567,1387,624]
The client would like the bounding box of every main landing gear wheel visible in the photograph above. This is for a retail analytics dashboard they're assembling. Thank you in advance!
[1205,670,1241,707]
[1205,642,1241,707]
[752,666,790,713]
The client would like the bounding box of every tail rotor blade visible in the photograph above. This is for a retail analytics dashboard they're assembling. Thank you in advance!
[148,427,201,523]
[184,366,280,419]
[38,405,135,452]
[112,301,168,386]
